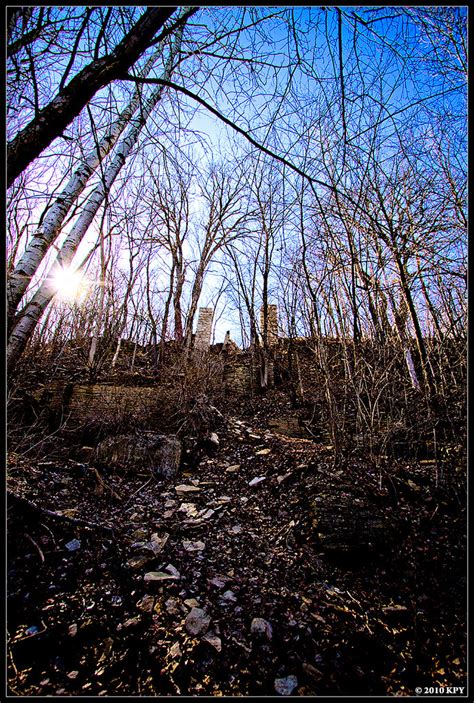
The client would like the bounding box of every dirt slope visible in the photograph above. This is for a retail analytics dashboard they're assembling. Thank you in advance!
[7,416,467,696]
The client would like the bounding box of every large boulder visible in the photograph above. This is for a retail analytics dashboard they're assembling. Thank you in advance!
[310,490,400,559]
[94,433,181,478]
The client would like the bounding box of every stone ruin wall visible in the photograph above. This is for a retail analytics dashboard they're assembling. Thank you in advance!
[194,307,214,350]
[35,382,171,433]
[260,304,279,346]
[34,305,287,428]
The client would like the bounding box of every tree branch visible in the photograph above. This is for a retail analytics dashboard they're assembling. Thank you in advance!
[7,6,179,187]
[119,74,386,230]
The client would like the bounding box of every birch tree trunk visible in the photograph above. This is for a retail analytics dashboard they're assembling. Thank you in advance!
[7,45,166,321]
[7,28,184,371]
[7,6,179,186]
[87,209,109,372]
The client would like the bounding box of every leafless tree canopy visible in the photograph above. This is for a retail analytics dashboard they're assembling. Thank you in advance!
[6,6,466,398]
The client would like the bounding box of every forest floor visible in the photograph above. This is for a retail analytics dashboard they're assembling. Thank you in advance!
[7,407,467,697]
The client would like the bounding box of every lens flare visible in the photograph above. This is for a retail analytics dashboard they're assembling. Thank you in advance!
[52,266,89,302]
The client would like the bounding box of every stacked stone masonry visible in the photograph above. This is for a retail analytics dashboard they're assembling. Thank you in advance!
[194,307,214,350]
[260,304,278,346]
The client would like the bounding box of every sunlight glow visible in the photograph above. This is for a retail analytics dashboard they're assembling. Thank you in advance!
[52,266,90,302]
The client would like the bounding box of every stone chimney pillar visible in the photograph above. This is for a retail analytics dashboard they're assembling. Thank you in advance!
[260,304,278,346]
[194,307,214,350]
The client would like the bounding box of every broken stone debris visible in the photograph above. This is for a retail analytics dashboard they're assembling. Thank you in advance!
[249,476,266,486]
[143,571,178,582]
[209,433,220,447]
[310,489,400,556]
[182,540,205,552]
[250,617,273,640]
[274,675,298,696]
[202,632,222,652]
[65,539,81,552]
[127,555,153,570]
[185,607,211,636]
[175,484,201,495]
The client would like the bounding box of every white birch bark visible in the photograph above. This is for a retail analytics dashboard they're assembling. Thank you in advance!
[7,29,184,369]
[111,337,122,369]
[87,215,108,369]
[7,45,165,318]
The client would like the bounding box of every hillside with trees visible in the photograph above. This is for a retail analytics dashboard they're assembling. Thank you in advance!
[6,6,466,697]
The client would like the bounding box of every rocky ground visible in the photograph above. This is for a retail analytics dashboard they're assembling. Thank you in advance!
[7,412,467,697]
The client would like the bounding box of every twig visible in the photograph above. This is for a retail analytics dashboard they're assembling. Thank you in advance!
[7,490,114,535]
[25,533,45,563]
[7,643,18,678]
[16,415,71,457]
[16,619,47,641]
[39,521,57,545]
[429,504,439,520]
[123,476,154,507]
[91,467,122,501]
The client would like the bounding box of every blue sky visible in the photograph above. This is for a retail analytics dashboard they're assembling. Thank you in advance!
[7,6,467,346]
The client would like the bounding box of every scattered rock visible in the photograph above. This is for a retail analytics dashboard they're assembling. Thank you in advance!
[202,632,222,652]
[65,539,81,552]
[182,540,205,552]
[127,555,153,570]
[221,590,237,602]
[382,603,408,612]
[310,490,401,557]
[184,598,200,608]
[185,607,211,636]
[225,464,240,472]
[249,476,266,486]
[68,624,78,637]
[165,598,180,615]
[144,571,179,582]
[250,617,273,640]
[177,503,199,517]
[277,473,292,484]
[200,508,215,520]
[302,662,323,682]
[256,448,271,455]
[175,485,201,495]
[169,641,182,658]
[208,575,227,588]
[148,532,169,555]
[130,541,148,552]
[209,433,220,447]
[136,595,155,613]
[164,564,181,579]
[274,675,298,696]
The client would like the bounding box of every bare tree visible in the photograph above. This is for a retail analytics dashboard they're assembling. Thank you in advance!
[7,7,195,185]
